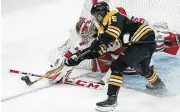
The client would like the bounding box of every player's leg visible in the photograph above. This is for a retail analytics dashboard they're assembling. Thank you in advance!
[93,50,137,85]
[96,55,128,111]
[140,42,165,89]
[96,43,160,111]
[140,57,165,89]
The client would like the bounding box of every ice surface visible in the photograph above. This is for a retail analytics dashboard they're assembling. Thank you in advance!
[1,0,180,112]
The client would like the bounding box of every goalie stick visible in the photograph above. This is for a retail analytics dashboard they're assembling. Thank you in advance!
[20,65,65,86]
[10,69,44,78]
[9,69,104,89]
[10,69,93,79]
[3,69,103,102]
[19,49,91,86]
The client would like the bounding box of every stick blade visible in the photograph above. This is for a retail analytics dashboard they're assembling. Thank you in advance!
[21,76,33,86]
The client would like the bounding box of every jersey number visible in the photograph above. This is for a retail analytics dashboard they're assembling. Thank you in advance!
[112,16,117,22]
[109,16,117,25]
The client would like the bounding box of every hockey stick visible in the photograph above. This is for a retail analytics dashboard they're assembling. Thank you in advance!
[9,69,46,78]
[20,65,65,86]
[130,37,180,45]
[9,69,104,89]
[10,69,93,79]
[19,49,91,86]
[130,40,163,44]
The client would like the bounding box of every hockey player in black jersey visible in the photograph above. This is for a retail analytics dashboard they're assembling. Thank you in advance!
[64,1,165,111]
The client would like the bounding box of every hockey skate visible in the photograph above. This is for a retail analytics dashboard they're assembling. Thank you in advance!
[146,78,165,90]
[96,95,117,112]
[97,80,106,85]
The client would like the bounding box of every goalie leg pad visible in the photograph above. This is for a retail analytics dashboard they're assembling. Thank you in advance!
[49,66,73,84]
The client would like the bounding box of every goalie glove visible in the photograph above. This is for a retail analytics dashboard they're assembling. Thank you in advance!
[164,32,180,47]
[164,40,173,46]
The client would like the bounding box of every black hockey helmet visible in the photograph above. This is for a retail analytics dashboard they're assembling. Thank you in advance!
[90,1,110,24]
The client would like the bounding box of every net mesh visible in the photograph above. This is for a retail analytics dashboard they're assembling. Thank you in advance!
[81,0,180,32]
[51,0,180,71]
[77,0,180,70]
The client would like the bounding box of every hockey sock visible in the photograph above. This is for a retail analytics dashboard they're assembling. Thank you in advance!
[107,74,123,96]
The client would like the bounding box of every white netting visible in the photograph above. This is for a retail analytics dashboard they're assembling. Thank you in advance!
[78,0,180,69]
[50,0,180,71]
[81,0,180,33]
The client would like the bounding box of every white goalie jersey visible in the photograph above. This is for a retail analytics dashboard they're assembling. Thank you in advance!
[48,26,91,65]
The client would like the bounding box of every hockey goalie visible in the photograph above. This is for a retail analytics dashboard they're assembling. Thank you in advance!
[48,6,180,85]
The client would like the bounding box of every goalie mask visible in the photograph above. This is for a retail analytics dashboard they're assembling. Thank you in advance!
[76,17,97,43]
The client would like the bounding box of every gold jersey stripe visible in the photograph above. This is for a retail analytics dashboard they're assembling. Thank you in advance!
[108,25,121,32]
[106,30,119,39]
[131,24,146,41]
[135,28,152,41]
[97,25,104,36]
[103,10,118,26]
[107,28,120,36]
[98,50,103,55]
[110,75,123,80]
[109,82,122,87]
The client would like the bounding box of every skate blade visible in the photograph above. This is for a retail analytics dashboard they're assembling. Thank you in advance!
[95,106,117,112]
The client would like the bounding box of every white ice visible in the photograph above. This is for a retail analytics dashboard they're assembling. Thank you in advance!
[1,0,180,112]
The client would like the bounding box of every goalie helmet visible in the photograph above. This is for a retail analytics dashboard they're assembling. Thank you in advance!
[90,1,109,24]
[76,17,97,43]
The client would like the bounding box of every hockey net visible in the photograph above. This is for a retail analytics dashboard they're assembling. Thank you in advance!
[50,0,180,71]
[81,0,180,32]
[78,0,180,69]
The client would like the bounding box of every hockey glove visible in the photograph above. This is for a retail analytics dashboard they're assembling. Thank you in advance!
[64,53,84,66]
[164,40,173,46]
